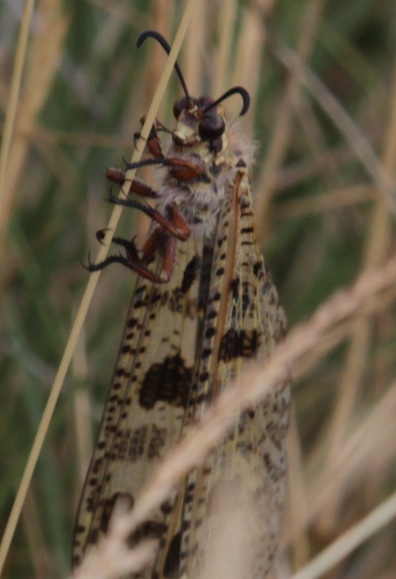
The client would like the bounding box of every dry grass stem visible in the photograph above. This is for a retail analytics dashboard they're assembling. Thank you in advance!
[214,0,237,96]
[284,378,396,545]
[290,490,396,579]
[275,184,377,218]
[273,41,396,213]
[0,0,36,245]
[287,411,311,569]
[318,59,396,529]
[72,537,158,579]
[255,0,326,234]
[1,0,69,234]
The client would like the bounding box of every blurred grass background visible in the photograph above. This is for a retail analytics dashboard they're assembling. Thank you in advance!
[1,0,396,577]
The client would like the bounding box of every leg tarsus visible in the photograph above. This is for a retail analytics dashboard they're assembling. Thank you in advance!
[95,229,137,254]
[96,228,109,245]
[85,227,176,283]
[86,228,175,283]
[85,253,166,283]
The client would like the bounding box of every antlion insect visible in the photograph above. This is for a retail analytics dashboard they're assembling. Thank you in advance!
[73,30,290,579]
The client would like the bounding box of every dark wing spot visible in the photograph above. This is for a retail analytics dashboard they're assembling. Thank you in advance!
[230,277,239,300]
[127,519,167,548]
[139,354,193,409]
[218,329,260,362]
[117,425,167,461]
[181,255,201,294]
[241,282,251,318]
[150,289,164,305]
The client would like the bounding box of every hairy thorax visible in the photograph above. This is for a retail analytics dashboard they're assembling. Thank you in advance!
[156,114,255,240]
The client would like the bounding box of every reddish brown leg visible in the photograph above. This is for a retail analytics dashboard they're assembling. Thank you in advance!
[139,229,177,282]
[89,229,176,283]
[142,203,190,241]
[134,117,165,159]
[86,230,172,283]
[167,158,208,181]
[107,150,208,192]
[159,234,177,282]
[122,157,208,182]
[164,204,190,240]
[106,169,158,198]
[93,118,203,281]
[85,251,165,283]
[146,123,165,159]
[108,193,190,241]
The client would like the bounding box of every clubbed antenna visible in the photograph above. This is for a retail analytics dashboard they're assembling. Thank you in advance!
[203,86,250,116]
[137,30,191,106]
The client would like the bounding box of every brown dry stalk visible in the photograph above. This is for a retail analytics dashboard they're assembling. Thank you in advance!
[0,0,69,256]
[255,0,326,236]
[73,249,396,579]
[273,41,396,214]
[320,60,396,529]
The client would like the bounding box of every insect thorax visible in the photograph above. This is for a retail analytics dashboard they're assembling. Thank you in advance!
[157,113,254,240]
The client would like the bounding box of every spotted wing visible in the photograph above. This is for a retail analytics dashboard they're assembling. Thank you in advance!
[73,167,290,577]
[152,167,291,578]
[72,237,204,568]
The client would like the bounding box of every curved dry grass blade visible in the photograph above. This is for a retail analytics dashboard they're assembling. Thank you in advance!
[272,40,396,213]
[0,0,36,241]
[290,490,396,579]
[255,0,326,234]
[1,2,69,238]
[71,538,158,579]
[312,62,396,533]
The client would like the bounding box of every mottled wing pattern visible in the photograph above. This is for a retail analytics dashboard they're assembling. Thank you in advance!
[152,167,290,579]
[72,237,204,568]
[73,68,290,576]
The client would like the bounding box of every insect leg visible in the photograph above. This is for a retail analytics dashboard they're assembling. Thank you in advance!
[85,234,166,283]
[88,201,186,281]
[108,192,190,241]
[106,169,159,198]
[123,157,208,181]
[141,230,177,282]
[134,119,165,159]
[91,228,176,282]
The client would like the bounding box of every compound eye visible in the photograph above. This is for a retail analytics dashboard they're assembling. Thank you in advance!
[173,96,189,119]
[198,112,225,141]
